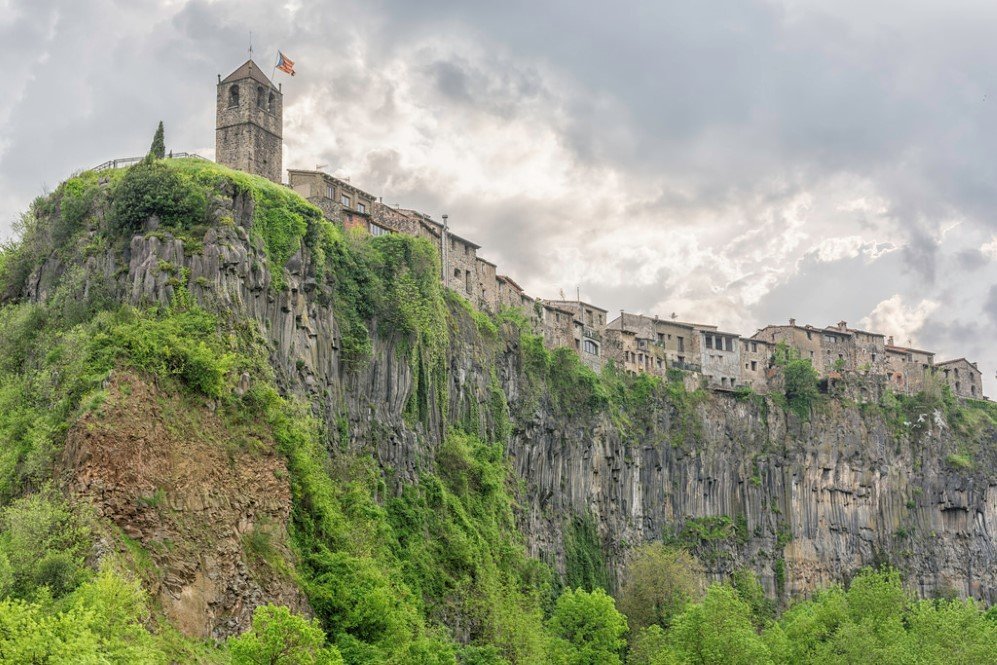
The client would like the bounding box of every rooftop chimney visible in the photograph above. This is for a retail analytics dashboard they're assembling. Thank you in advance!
[887,336,894,346]
[838,320,847,331]
[789,318,796,327]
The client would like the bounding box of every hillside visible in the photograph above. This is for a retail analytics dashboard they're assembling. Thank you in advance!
[0,156,995,663]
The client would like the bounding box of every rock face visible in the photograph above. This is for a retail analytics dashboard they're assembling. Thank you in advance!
[63,373,308,638]
[32,186,997,617]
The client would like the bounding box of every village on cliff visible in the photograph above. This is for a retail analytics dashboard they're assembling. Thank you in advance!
[102,58,988,402]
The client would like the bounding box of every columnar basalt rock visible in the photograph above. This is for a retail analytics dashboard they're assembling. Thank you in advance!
[31,187,997,609]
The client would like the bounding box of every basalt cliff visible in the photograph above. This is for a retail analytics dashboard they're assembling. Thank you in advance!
[1,160,995,653]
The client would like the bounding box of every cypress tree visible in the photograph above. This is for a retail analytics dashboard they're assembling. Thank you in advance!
[149,121,165,159]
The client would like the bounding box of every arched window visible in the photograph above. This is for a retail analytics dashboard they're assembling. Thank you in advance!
[268,92,275,111]
[256,86,265,108]
[228,84,239,107]
[583,339,599,355]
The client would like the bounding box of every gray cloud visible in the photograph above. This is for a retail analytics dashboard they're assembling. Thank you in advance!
[1,0,996,392]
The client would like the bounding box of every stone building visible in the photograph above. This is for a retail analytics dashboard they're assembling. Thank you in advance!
[542,299,608,368]
[740,337,775,391]
[699,329,742,389]
[934,358,984,399]
[216,60,283,183]
[538,302,577,351]
[884,338,935,395]
[496,275,533,313]
[606,313,710,373]
[753,319,858,375]
[287,170,381,233]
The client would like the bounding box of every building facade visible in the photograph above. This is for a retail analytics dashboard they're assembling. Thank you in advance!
[935,359,984,399]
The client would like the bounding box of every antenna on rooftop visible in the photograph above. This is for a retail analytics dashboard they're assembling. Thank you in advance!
[670,312,678,320]
[249,31,253,59]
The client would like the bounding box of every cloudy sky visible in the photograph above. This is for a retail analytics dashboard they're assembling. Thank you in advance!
[1,0,995,393]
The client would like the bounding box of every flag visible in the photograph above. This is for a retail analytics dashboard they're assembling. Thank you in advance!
[276,51,295,76]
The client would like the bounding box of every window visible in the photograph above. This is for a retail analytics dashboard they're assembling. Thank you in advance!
[228,84,240,107]
[464,244,469,256]
[268,92,275,111]
[806,331,812,340]
[721,377,728,387]
[725,337,733,352]
[823,334,837,343]
[325,185,334,199]
[752,342,758,352]
[465,270,472,293]
[357,202,366,213]
[871,353,877,362]
[751,361,757,371]
[638,339,647,349]
[657,359,663,369]
[677,337,684,352]
[256,86,265,108]
[657,333,665,344]
[584,340,598,355]
[454,268,461,279]
[705,335,714,349]
[972,385,977,395]
[368,223,390,237]
[341,195,351,206]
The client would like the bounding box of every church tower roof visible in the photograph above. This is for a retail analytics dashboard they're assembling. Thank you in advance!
[221,59,278,89]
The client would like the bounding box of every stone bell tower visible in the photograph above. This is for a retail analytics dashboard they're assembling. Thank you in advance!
[215,60,283,183]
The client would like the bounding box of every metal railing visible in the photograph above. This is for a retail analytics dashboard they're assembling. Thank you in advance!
[91,152,208,172]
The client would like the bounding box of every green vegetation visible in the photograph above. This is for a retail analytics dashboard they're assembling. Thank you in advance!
[563,513,610,593]
[149,121,166,160]
[229,605,343,664]
[773,343,821,419]
[617,544,704,631]
[617,567,997,664]
[547,588,628,665]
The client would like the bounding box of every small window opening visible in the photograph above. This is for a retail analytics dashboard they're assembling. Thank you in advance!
[228,84,239,107]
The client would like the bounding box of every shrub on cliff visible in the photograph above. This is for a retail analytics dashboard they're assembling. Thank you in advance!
[783,358,819,419]
[110,158,206,232]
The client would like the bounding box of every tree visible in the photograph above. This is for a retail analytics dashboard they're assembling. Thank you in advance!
[149,121,165,159]
[547,588,628,665]
[0,491,90,598]
[617,544,704,631]
[667,584,771,665]
[228,604,343,665]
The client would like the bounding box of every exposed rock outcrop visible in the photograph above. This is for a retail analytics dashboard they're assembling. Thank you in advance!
[63,373,308,638]
[31,183,997,623]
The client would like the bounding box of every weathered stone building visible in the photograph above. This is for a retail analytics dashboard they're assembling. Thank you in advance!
[287,170,381,234]
[935,358,984,399]
[700,329,742,389]
[740,337,775,391]
[216,60,283,183]
[884,338,935,395]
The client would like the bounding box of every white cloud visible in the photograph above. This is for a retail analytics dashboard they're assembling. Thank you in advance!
[860,295,940,346]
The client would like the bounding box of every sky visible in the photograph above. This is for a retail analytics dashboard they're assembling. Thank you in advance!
[1,0,995,394]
